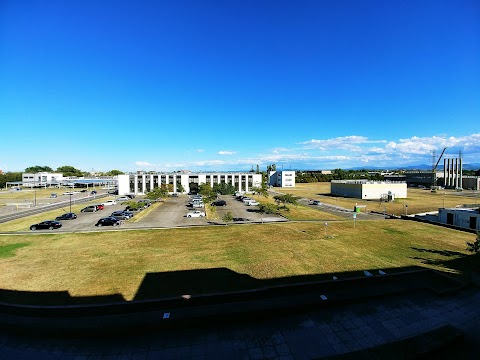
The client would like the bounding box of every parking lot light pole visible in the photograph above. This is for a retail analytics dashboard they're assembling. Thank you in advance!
[34,176,37,207]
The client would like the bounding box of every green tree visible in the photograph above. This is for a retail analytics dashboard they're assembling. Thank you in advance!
[251,183,269,201]
[274,194,298,209]
[258,203,279,214]
[0,172,22,188]
[198,183,216,203]
[176,183,185,193]
[106,170,124,176]
[25,166,53,173]
[212,182,236,195]
[466,232,480,253]
[145,185,169,200]
[56,166,83,177]
[222,211,234,223]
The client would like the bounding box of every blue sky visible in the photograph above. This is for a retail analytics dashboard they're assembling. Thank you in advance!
[1,0,479,173]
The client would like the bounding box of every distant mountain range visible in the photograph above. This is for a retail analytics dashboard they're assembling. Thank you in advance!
[347,163,480,171]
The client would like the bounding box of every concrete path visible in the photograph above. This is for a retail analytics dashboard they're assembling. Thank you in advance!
[0,287,479,359]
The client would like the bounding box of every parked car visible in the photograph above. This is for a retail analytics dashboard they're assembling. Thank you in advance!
[95,217,122,227]
[110,213,131,221]
[80,189,87,193]
[101,200,117,206]
[192,202,204,208]
[50,193,58,198]
[111,210,133,219]
[90,190,97,195]
[63,191,74,195]
[95,204,105,211]
[30,220,62,231]
[116,196,130,202]
[242,197,253,203]
[187,210,206,218]
[81,205,97,212]
[55,212,77,221]
[245,200,259,206]
[108,189,118,195]
[122,210,135,218]
[211,200,227,206]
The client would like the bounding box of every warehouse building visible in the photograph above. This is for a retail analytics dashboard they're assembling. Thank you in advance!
[331,180,407,200]
[438,208,480,231]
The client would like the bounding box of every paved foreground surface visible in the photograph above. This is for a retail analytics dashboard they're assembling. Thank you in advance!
[1,287,479,359]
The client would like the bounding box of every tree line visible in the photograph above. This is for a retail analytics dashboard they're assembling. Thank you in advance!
[296,169,385,183]
[0,165,125,188]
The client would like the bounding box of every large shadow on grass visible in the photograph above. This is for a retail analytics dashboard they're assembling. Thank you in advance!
[0,253,478,308]
[410,246,479,275]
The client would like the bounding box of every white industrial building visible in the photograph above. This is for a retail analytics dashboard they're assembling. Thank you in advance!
[22,172,64,187]
[268,171,296,187]
[118,172,263,195]
[331,180,407,200]
[438,208,480,231]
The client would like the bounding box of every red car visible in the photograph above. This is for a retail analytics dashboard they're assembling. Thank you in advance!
[95,204,105,211]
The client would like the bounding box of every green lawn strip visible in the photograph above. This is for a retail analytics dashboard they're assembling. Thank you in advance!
[0,242,31,258]
[0,220,475,305]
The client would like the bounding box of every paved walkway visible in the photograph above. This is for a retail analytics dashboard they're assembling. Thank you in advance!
[0,287,479,359]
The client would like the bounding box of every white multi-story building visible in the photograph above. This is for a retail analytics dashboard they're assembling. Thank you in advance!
[117,172,263,195]
[268,171,296,187]
[22,172,64,187]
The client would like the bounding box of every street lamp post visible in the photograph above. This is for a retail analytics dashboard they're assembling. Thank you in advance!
[34,175,37,207]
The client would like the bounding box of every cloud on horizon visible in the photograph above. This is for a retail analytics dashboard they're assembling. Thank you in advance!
[131,133,480,172]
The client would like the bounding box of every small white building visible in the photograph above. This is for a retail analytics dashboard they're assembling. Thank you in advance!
[331,180,407,200]
[268,171,296,187]
[438,208,480,231]
[118,172,263,195]
[22,172,64,187]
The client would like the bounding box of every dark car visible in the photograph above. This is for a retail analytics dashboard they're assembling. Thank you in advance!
[95,217,122,227]
[211,200,227,206]
[30,220,62,231]
[122,210,134,218]
[80,189,87,193]
[110,212,131,220]
[81,205,97,212]
[90,190,97,195]
[55,212,77,221]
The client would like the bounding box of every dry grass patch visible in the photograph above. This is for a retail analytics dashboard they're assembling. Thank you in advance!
[275,183,480,215]
[251,194,342,221]
[0,220,475,303]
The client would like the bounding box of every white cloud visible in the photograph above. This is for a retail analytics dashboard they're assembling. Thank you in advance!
[196,149,205,153]
[135,161,154,168]
[301,136,386,151]
[218,150,236,155]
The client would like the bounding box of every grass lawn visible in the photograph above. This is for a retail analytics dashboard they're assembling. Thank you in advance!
[273,183,480,216]
[0,220,476,304]
[251,194,342,221]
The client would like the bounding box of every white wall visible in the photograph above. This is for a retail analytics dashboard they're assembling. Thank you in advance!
[438,208,480,230]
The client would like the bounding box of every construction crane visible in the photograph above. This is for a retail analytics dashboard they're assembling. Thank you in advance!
[432,147,447,189]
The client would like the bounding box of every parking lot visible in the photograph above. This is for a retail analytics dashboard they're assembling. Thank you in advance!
[21,194,286,233]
